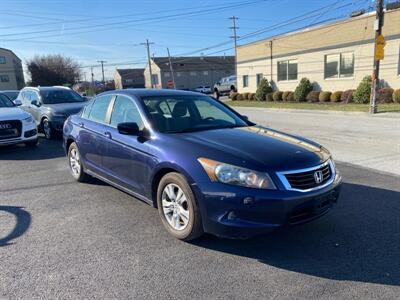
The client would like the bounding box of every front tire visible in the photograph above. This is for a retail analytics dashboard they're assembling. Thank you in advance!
[157,172,203,241]
[68,142,90,182]
[213,89,220,100]
[42,118,54,140]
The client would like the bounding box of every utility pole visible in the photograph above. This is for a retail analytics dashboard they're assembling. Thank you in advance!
[90,67,94,86]
[167,47,176,89]
[229,16,239,77]
[97,60,107,87]
[370,0,384,114]
[141,39,155,88]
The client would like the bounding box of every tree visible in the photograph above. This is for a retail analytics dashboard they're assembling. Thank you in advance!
[26,54,81,86]
[255,78,272,101]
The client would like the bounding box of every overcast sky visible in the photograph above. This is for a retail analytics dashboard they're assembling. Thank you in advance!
[0,0,373,81]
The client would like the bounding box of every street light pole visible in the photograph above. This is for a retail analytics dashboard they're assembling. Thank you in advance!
[141,39,155,88]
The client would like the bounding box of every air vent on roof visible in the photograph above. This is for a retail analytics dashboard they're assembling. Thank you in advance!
[387,1,400,11]
[350,9,365,17]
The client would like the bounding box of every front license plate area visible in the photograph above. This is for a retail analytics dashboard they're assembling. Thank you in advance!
[313,194,334,214]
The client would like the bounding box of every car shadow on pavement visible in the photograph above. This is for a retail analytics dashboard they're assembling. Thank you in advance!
[0,206,31,247]
[0,137,64,160]
[192,182,400,286]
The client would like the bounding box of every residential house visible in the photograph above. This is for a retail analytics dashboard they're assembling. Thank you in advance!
[0,47,24,90]
[114,68,145,89]
[144,56,234,90]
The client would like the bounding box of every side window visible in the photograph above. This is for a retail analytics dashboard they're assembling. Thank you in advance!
[81,101,94,119]
[22,91,31,104]
[88,95,113,123]
[31,92,39,102]
[110,95,143,129]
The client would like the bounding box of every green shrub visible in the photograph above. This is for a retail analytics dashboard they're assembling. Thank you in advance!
[377,88,394,103]
[341,89,355,103]
[230,92,239,101]
[393,89,400,103]
[319,91,332,102]
[236,93,244,101]
[266,92,274,102]
[306,91,320,102]
[331,91,343,102]
[255,78,273,101]
[354,76,372,104]
[273,91,283,101]
[242,92,250,100]
[294,77,313,102]
[282,91,292,102]
[287,92,295,102]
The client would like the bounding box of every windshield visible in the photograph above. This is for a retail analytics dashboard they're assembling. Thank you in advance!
[142,95,248,133]
[0,94,14,107]
[40,90,84,104]
[2,91,19,100]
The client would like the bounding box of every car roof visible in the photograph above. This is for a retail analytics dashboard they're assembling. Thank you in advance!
[0,90,19,92]
[100,88,206,98]
[23,86,72,92]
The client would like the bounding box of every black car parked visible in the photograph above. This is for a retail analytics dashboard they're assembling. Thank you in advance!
[16,86,88,139]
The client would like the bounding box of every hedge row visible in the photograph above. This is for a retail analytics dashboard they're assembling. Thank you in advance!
[231,76,400,104]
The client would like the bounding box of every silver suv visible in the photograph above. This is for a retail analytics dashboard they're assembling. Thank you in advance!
[213,75,237,99]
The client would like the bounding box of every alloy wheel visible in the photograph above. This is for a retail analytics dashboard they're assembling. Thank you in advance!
[161,183,190,231]
[69,148,81,177]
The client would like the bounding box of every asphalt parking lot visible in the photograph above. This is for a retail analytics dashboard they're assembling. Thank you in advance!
[1,137,400,299]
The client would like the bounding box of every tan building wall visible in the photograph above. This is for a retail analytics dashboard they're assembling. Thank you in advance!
[237,9,400,93]
[0,48,25,90]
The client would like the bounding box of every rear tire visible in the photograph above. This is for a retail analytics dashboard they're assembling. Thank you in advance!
[157,172,203,241]
[68,142,90,182]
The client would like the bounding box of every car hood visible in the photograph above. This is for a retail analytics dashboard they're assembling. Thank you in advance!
[45,102,87,116]
[175,126,330,171]
[0,107,29,121]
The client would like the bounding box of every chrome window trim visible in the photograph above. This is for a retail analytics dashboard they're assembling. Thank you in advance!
[276,159,335,193]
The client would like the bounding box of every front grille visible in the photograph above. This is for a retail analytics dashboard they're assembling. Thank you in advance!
[0,120,22,140]
[284,163,332,190]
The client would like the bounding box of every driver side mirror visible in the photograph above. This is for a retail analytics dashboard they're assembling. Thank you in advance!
[241,115,249,121]
[31,100,40,107]
[13,99,22,106]
[117,122,140,136]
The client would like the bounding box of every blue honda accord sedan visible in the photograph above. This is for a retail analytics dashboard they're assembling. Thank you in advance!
[63,89,341,240]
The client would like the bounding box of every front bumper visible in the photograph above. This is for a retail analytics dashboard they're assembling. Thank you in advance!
[193,175,342,239]
[0,122,38,146]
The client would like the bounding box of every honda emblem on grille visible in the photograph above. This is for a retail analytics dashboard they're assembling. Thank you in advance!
[0,124,12,129]
[314,170,323,184]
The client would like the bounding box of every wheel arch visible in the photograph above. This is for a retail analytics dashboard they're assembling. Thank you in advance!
[150,163,196,208]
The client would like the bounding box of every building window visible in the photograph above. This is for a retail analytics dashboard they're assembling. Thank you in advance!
[325,52,354,79]
[151,74,159,85]
[164,72,170,77]
[278,60,298,81]
[176,72,181,77]
[0,56,5,64]
[243,75,249,88]
[203,71,208,76]
[256,73,263,86]
[190,71,197,76]
[0,75,9,82]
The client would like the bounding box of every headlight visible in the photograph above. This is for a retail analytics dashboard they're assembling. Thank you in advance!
[23,116,35,124]
[198,158,276,190]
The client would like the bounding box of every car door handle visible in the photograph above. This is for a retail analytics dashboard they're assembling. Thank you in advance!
[78,122,84,128]
[104,131,111,139]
